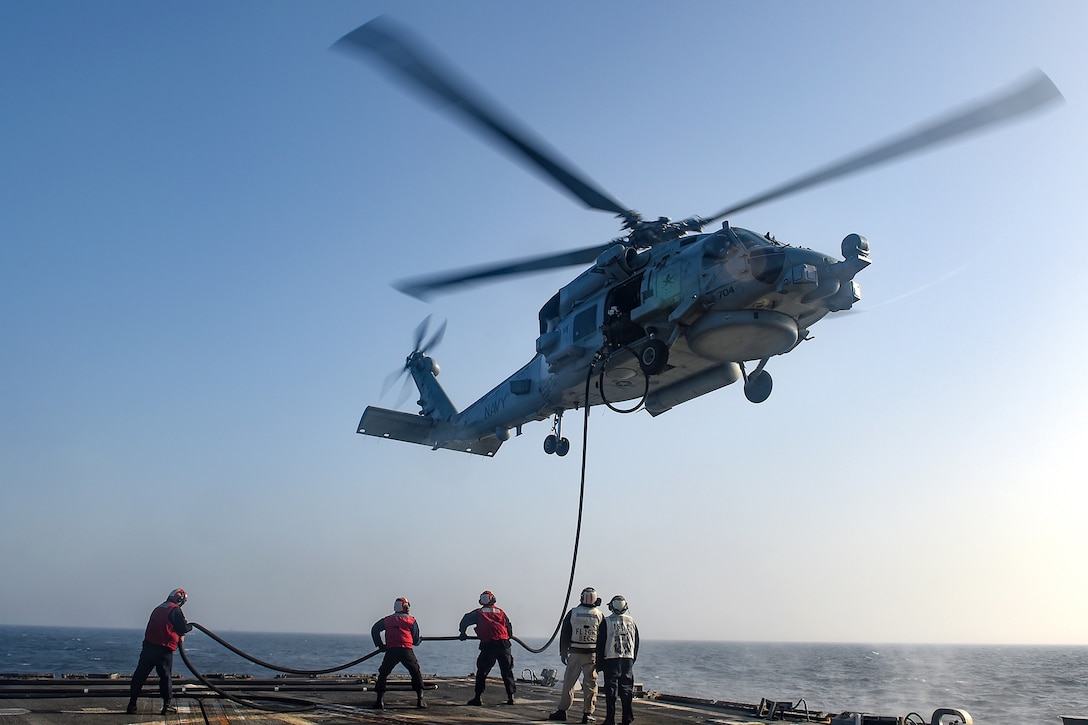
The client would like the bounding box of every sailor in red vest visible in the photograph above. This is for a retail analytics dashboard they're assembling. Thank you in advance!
[458,590,516,706]
[370,597,426,709]
[126,588,192,715]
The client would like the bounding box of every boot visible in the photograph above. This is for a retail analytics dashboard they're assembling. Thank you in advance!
[548,709,567,720]
[161,701,177,716]
[467,696,482,706]
[126,700,137,715]
[416,691,427,709]
[371,693,384,710]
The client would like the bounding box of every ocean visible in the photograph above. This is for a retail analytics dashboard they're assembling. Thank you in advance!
[0,625,1085,724]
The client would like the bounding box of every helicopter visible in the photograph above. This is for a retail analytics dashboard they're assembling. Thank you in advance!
[334,18,1062,457]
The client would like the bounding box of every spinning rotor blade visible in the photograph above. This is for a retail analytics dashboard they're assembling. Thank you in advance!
[382,316,446,404]
[333,18,633,219]
[395,243,613,299]
[416,315,447,352]
[705,71,1063,223]
[709,72,1064,221]
[381,367,416,408]
[381,367,406,397]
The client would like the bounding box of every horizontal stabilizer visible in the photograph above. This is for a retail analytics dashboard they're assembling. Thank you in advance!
[357,406,503,457]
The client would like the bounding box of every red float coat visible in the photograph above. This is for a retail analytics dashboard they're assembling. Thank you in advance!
[382,613,419,648]
[474,606,511,642]
[143,602,183,650]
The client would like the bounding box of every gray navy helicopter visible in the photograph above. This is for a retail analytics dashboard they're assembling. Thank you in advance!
[335,18,1061,457]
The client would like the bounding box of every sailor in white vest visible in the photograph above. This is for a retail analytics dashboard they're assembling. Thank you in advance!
[595,595,639,725]
[548,587,605,722]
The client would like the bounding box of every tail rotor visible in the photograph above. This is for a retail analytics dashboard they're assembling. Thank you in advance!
[413,314,446,355]
[381,316,447,409]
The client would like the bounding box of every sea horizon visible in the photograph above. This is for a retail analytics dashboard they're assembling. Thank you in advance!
[2,623,1086,724]
[3,623,1083,648]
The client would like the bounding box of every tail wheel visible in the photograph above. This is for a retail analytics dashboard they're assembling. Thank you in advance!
[639,339,669,375]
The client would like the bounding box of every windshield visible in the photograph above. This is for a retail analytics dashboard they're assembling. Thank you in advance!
[732,227,779,248]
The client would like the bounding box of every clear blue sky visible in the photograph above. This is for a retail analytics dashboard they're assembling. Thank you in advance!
[2,1,1085,646]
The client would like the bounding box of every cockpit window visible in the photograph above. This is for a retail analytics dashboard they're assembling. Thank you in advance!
[733,227,775,249]
[749,247,785,284]
[539,292,560,334]
[573,306,597,341]
[702,227,786,282]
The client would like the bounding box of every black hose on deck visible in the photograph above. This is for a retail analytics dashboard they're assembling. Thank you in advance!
[181,362,600,684]
[177,636,319,712]
[189,622,379,675]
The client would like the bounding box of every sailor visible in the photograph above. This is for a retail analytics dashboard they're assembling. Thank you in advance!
[458,590,516,706]
[370,597,426,709]
[126,588,193,715]
[596,595,639,725]
[549,587,605,723]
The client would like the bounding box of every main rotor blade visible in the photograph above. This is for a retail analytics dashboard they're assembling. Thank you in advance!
[395,242,613,299]
[333,18,632,218]
[705,70,1063,223]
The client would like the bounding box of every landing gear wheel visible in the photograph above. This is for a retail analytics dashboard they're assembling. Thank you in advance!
[744,369,773,404]
[556,437,570,457]
[544,434,558,455]
[639,339,669,375]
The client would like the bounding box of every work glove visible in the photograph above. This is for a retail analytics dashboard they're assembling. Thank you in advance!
[560,654,568,665]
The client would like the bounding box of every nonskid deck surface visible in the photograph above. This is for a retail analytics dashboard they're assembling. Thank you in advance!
[0,675,825,725]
